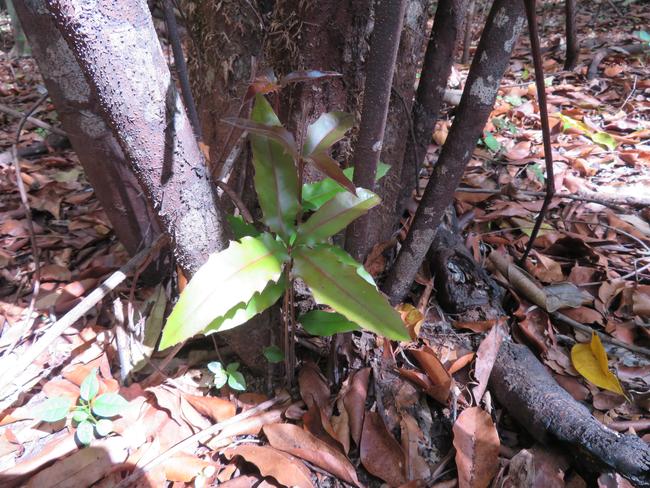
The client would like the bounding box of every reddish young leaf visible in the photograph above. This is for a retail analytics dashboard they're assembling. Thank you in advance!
[360,411,406,487]
[453,407,500,488]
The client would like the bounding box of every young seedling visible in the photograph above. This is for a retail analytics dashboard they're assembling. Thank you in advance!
[35,369,128,446]
[207,361,246,391]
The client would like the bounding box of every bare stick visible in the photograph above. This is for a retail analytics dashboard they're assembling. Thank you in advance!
[519,0,555,265]
[0,103,68,137]
[115,393,290,488]
[0,234,167,394]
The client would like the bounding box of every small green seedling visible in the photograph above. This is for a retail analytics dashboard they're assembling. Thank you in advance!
[35,369,128,446]
[208,361,246,391]
[263,345,284,364]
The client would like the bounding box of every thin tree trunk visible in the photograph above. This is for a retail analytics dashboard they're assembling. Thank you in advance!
[14,0,162,262]
[461,0,477,64]
[564,0,579,70]
[344,0,408,262]
[398,0,466,218]
[383,0,526,303]
[46,0,230,276]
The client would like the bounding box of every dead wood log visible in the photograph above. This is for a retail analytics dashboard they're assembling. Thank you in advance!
[490,341,650,487]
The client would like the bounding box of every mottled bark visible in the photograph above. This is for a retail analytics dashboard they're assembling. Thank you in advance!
[14,0,162,260]
[564,0,578,70]
[461,0,477,64]
[46,0,230,276]
[383,0,526,303]
[491,342,650,488]
[344,0,408,262]
[398,0,466,220]
[365,0,432,248]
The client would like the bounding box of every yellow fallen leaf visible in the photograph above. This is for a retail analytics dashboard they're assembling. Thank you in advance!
[396,303,424,340]
[571,332,625,396]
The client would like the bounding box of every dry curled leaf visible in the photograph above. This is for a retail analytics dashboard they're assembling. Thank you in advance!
[360,411,406,487]
[453,407,500,488]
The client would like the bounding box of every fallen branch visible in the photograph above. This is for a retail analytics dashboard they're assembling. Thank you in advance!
[588,44,649,80]
[0,234,167,396]
[490,341,650,487]
[115,393,290,488]
[0,103,68,137]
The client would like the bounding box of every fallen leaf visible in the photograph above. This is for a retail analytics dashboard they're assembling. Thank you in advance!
[401,412,431,482]
[571,333,625,396]
[299,362,331,415]
[448,352,475,375]
[507,446,568,488]
[360,411,406,487]
[341,368,370,445]
[410,347,451,404]
[473,323,506,403]
[223,444,314,488]
[452,319,497,333]
[263,423,361,487]
[453,407,500,488]
[164,453,215,482]
[183,394,236,422]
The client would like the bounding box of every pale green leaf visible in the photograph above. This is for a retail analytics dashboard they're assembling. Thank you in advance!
[227,214,260,239]
[591,132,617,151]
[76,420,94,446]
[293,245,409,341]
[263,345,284,363]
[227,371,247,391]
[203,276,286,334]
[72,409,89,423]
[296,188,380,246]
[250,95,299,239]
[160,234,288,349]
[303,111,353,156]
[208,362,228,388]
[95,418,113,437]
[324,244,376,286]
[36,397,73,422]
[226,362,240,373]
[300,310,360,336]
[91,393,128,418]
[80,369,99,402]
[482,131,501,152]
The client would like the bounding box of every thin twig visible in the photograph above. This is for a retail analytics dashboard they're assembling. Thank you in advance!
[0,103,67,137]
[114,393,290,488]
[0,234,168,395]
[214,179,254,223]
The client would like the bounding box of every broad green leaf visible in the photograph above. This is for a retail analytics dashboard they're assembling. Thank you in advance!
[208,362,228,388]
[503,94,523,107]
[92,393,128,418]
[95,419,113,437]
[222,117,298,159]
[325,244,376,286]
[76,420,94,446]
[227,215,260,239]
[72,409,89,423]
[482,131,501,152]
[226,362,240,373]
[250,95,299,239]
[227,371,246,391]
[160,234,288,349]
[571,332,625,396]
[305,151,356,195]
[293,245,409,341]
[80,369,99,402]
[302,163,390,211]
[300,310,360,336]
[303,111,353,156]
[296,188,380,246]
[203,276,286,334]
[591,132,617,151]
[263,345,284,363]
[36,397,73,422]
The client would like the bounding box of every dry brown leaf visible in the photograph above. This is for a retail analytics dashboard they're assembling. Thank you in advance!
[331,398,351,454]
[164,453,215,482]
[448,352,475,375]
[303,402,343,451]
[360,411,406,487]
[410,347,451,404]
[299,361,331,415]
[506,446,568,488]
[452,319,497,333]
[473,322,506,403]
[453,407,500,488]
[263,423,361,487]
[341,367,370,446]
[223,444,314,488]
[401,412,431,482]
[183,394,236,422]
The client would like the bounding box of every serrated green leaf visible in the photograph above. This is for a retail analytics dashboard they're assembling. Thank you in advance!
[296,188,380,246]
[303,111,353,156]
[203,276,285,334]
[95,418,113,437]
[227,371,246,391]
[72,408,89,423]
[300,310,361,336]
[482,131,501,152]
[263,345,284,363]
[91,393,128,418]
[76,420,94,446]
[591,132,617,151]
[227,214,260,239]
[80,369,99,402]
[302,163,390,211]
[36,397,73,422]
[293,245,409,341]
[160,233,288,349]
[250,95,299,239]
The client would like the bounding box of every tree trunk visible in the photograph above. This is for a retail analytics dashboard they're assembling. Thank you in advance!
[46,0,230,276]
[13,0,163,262]
[564,0,578,70]
[383,0,526,303]
[398,0,466,221]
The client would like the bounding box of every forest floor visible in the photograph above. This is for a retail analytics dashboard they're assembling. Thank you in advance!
[0,1,649,487]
